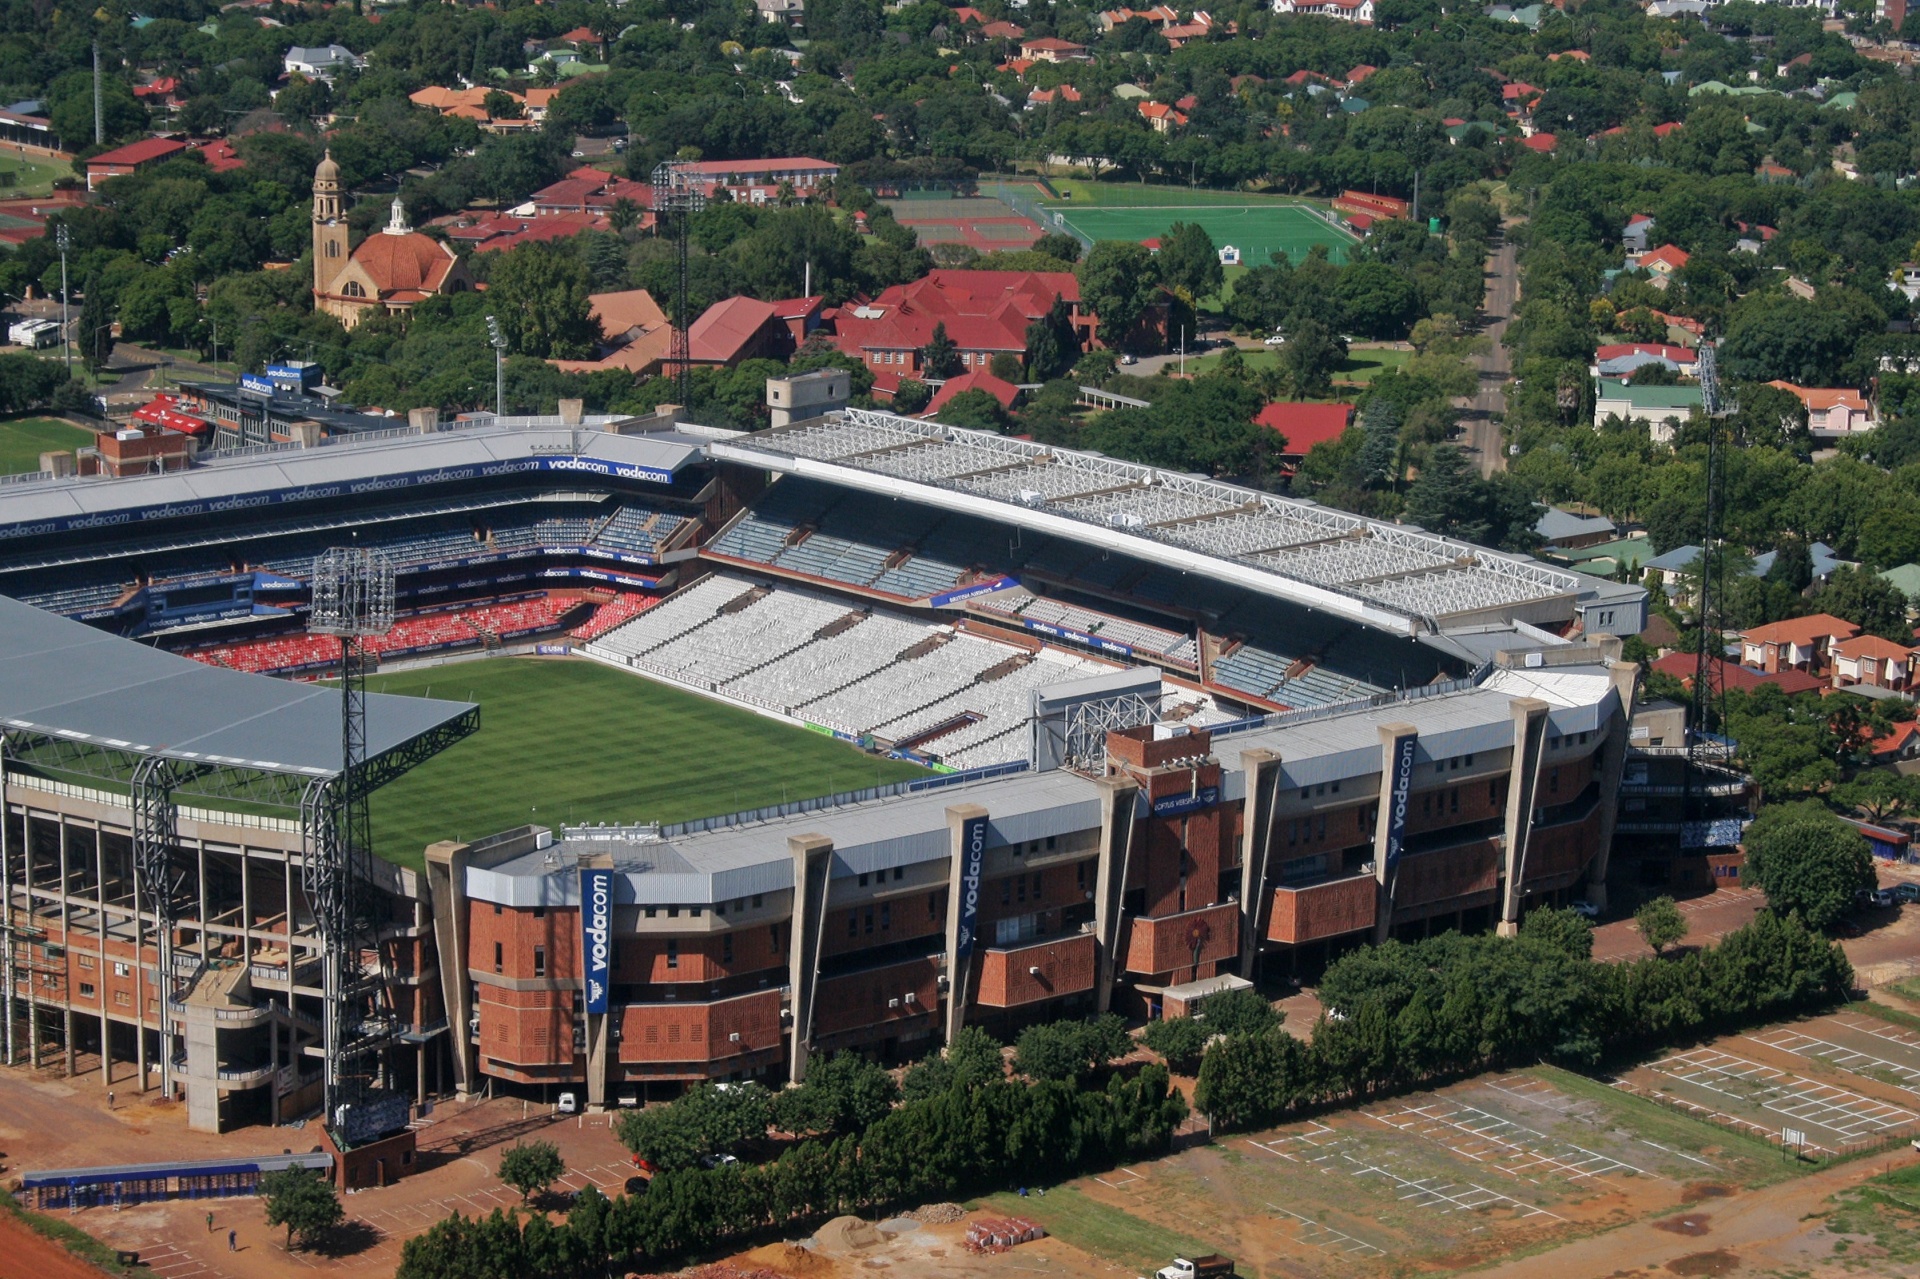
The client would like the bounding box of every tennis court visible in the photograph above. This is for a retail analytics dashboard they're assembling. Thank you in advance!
[884,193,1046,251]
[1045,201,1358,265]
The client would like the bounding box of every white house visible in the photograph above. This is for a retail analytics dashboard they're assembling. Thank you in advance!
[284,45,365,82]
[1272,0,1373,21]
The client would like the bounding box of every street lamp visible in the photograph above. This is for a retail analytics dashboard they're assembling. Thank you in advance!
[485,315,508,419]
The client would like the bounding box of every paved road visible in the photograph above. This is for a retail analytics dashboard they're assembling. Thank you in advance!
[1461,233,1518,477]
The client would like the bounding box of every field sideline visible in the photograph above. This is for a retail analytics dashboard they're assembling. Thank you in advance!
[0,416,95,475]
[364,656,926,868]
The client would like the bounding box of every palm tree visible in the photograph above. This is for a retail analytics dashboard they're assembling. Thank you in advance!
[608,197,641,234]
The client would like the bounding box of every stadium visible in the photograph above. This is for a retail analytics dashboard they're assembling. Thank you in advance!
[0,399,1648,1147]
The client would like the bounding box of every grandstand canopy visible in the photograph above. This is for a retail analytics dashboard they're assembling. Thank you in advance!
[708,411,1589,636]
[0,595,475,780]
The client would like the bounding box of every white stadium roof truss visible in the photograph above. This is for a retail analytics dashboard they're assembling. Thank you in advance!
[710,410,1581,635]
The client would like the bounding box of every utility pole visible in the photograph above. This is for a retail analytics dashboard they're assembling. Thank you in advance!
[56,223,70,376]
[486,316,507,419]
[93,43,103,146]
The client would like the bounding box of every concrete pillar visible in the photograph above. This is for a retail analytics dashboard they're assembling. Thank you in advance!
[25,812,40,1069]
[1584,660,1641,911]
[940,805,989,1048]
[785,834,833,1084]
[95,827,108,1089]
[1498,698,1553,937]
[59,819,72,1077]
[424,840,477,1097]
[582,853,613,1112]
[1091,777,1139,1014]
[558,398,584,426]
[133,856,145,1090]
[1237,749,1284,979]
[1371,723,1419,945]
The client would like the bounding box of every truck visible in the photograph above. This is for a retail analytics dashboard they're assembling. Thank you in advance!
[1154,1256,1236,1279]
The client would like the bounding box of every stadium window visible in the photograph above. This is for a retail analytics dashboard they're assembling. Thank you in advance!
[1046,836,1057,850]
[1001,879,1011,906]
[1032,872,1042,897]
[78,982,94,998]
[1316,815,1326,840]
[894,866,904,881]
[533,946,545,977]
[114,990,129,1006]
[769,925,780,951]
[1422,794,1431,816]
[79,954,93,970]
[691,907,702,918]
[847,914,857,938]
[858,873,869,887]
[929,892,939,920]
[722,934,733,964]
[1549,767,1560,793]
[533,906,545,919]
[667,907,679,918]
[1465,754,1475,766]
[1075,862,1087,889]
[1490,780,1500,805]
[645,907,656,919]
[1301,788,1310,800]
[493,903,502,915]
[113,962,129,978]
[880,902,891,931]
[1450,788,1459,814]
[493,943,503,974]
[864,907,874,935]
[666,941,679,970]
[752,894,763,908]
[1016,877,1026,904]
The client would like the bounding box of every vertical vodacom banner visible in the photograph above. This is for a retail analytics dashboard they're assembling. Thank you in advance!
[955,814,989,957]
[581,867,613,1014]
[1383,732,1419,875]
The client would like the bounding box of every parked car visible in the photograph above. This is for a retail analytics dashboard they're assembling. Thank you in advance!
[1569,900,1601,920]
[1894,883,1920,904]
[699,1153,739,1170]
[624,1176,651,1196]
[557,1092,579,1113]
[1263,332,1287,346]
[1120,353,1137,365]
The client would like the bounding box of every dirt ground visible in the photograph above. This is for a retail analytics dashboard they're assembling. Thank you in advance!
[0,1209,124,1279]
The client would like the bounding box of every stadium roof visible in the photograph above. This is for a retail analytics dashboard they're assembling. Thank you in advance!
[0,594,475,780]
[707,410,1589,635]
[0,422,706,543]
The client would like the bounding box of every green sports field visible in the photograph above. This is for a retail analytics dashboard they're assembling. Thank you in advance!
[0,416,95,474]
[364,657,927,868]
[1031,180,1359,265]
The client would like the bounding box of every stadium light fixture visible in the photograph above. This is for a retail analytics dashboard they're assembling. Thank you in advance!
[485,315,508,420]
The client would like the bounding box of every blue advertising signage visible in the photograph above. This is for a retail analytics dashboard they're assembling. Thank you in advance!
[1151,785,1220,817]
[239,374,275,396]
[580,868,613,1014]
[954,814,989,958]
[1382,733,1419,872]
[928,576,1019,608]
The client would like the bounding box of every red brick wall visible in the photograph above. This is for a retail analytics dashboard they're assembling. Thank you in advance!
[1123,901,1240,976]
[813,957,941,1036]
[1521,805,1603,886]
[1395,839,1501,909]
[821,895,943,961]
[1407,777,1504,834]
[973,932,1096,1008]
[467,904,580,982]
[1273,802,1374,857]
[474,984,574,1067]
[617,988,782,1064]
[1267,875,1376,945]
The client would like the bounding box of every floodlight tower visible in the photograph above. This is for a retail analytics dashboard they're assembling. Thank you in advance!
[651,161,706,407]
[305,547,395,1122]
[486,315,508,419]
[1682,340,1735,841]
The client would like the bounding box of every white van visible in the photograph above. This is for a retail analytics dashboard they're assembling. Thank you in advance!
[557,1092,579,1114]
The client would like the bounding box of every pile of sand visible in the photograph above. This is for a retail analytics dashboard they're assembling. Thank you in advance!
[814,1216,885,1253]
[907,1202,965,1224]
[738,1242,833,1276]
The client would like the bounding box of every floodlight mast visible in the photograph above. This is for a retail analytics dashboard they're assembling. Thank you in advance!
[306,547,395,1123]
[651,162,706,408]
[486,315,508,419]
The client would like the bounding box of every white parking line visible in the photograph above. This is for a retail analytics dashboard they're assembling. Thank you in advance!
[1652,1049,1919,1142]
[1268,1202,1387,1257]
[1371,1100,1659,1185]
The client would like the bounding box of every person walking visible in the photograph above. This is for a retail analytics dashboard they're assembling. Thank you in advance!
[205,1212,213,1234]
[227,1230,236,1252]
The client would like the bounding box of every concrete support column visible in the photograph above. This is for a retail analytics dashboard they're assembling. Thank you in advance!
[59,819,72,1077]
[424,841,476,1098]
[25,812,40,1068]
[940,805,989,1049]
[1498,698,1553,937]
[1585,660,1641,911]
[1091,777,1139,1014]
[1371,723,1419,945]
[133,860,145,1090]
[785,834,833,1085]
[1237,749,1283,979]
[94,826,108,1090]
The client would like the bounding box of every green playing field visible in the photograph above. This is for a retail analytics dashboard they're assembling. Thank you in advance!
[1047,201,1359,265]
[0,416,96,475]
[363,657,927,868]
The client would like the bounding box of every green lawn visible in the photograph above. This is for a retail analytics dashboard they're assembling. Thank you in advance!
[364,657,927,868]
[0,151,71,198]
[1179,346,1410,384]
[978,1187,1218,1271]
[0,415,95,474]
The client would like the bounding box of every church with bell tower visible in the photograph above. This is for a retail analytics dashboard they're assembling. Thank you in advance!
[311,150,468,330]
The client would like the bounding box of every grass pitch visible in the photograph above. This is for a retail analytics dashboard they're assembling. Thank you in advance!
[0,416,95,474]
[1036,181,1359,265]
[365,657,927,868]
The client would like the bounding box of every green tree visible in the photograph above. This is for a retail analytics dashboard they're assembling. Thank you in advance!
[1078,241,1163,348]
[260,1168,343,1252]
[77,275,114,374]
[892,378,932,414]
[498,1139,566,1202]
[1832,771,1920,822]
[1744,804,1877,932]
[990,351,1024,382]
[1280,318,1346,400]
[1030,231,1083,264]
[1199,987,1282,1037]
[483,90,524,121]
[901,1025,1003,1099]
[1405,444,1490,541]
[1141,1015,1211,1074]
[1634,896,1689,956]
[1817,566,1910,642]
[1335,262,1422,340]
[608,197,642,234]
[935,387,1010,431]
[487,240,596,359]
[920,321,961,379]
[615,1081,772,1171]
[1024,296,1081,382]
[1158,221,1224,303]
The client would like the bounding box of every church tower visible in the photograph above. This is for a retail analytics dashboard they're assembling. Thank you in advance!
[312,150,348,297]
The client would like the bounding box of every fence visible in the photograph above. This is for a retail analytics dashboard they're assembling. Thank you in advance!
[984,181,1090,249]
